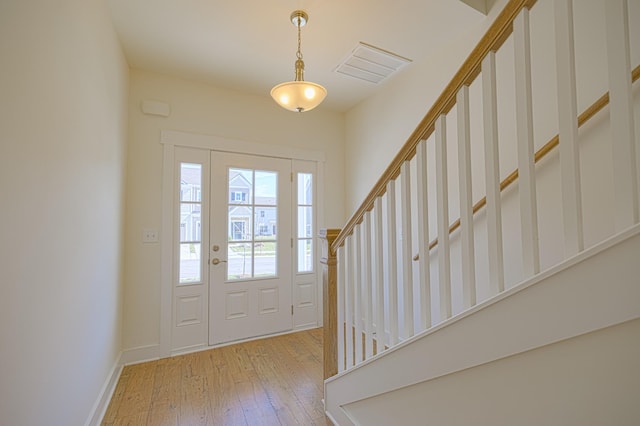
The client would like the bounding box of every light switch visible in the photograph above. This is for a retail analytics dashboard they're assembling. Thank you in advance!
[142,229,158,243]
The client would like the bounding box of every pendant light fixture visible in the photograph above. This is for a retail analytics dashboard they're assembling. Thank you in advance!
[271,10,327,112]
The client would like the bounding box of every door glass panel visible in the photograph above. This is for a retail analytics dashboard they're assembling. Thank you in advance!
[255,171,277,205]
[254,242,277,277]
[179,242,201,283]
[181,163,202,202]
[228,207,253,241]
[226,167,278,281]
[297,173,312,205]
[297,206,312,238]
[255,207,277,239]
[227,242,252,280]
[298,239,312,273]
[228,168,252,205]
[180,204,201,242]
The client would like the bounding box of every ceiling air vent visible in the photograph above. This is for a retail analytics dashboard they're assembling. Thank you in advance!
[334,42,412,84]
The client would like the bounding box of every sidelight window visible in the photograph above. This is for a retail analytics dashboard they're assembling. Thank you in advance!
[179,162,203,284]
[297,173,314,273]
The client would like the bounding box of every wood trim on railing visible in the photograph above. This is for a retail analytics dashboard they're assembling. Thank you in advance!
[332,0,538,253]
[411,64,640,259]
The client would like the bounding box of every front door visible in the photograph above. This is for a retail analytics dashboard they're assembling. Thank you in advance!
[209,151,293,345]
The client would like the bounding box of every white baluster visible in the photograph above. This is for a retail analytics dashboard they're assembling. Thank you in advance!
[435,114,452,319]
[400,161,414,338]
[373,196,386,353]
[416,139,432,330]
[337,245,345,373]
[386,181,400,345]
[344,236,354,368]
[353,225,363,364]
[482,52,505,294]
[514,7,540,276]
[606,0,639,229]
[362,211,374,359]
[457,86,477,308]
[554,0,584,255]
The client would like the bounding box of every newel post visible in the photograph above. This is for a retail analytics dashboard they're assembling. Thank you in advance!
[319,228,341,380]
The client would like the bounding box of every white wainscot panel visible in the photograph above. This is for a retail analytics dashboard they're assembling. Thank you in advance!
[226,291,248,320]
[176,295,202,327]
[259,287,279,314]
[297,282,315,308]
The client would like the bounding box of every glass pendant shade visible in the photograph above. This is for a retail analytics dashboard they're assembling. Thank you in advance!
[271,10,326,112]
[270,81,327,112]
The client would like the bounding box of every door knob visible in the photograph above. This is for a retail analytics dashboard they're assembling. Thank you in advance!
[211,258,227,265]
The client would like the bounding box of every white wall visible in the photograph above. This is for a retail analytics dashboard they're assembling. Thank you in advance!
[123,69,345,353]
[0,1,129,425]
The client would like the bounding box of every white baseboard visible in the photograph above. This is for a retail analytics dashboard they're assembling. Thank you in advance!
[121,344,161,366]
[171,343,208,357]
[84,354,123,426]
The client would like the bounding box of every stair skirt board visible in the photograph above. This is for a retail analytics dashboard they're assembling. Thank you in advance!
[325,224,640,425]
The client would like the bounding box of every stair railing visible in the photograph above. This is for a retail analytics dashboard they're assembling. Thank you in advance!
[320,0,639,380]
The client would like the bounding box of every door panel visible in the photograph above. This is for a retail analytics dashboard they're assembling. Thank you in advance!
[209,152,292,345]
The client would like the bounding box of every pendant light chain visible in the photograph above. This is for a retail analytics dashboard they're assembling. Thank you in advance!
[296,17,303,60]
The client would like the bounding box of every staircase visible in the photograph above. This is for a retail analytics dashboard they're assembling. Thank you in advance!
[319,0,640,424]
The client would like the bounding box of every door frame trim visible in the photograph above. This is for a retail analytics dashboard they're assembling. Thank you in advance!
[159,129,326,357]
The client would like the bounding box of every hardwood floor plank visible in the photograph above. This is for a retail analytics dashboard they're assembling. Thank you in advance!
[115,362,156,419]
[225,345,281,425]
[146,401,179,426]
[102,366,132,424]
[210,348,247,425]
[180,375,213,425]
[102,328,330,426]
[112,410,150,426]
[262,336,325,420]
[147,357,181,425]
[244,346,309,424]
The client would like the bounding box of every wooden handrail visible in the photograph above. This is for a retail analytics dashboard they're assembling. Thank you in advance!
[332,0,538,253]
[410,64,640,259]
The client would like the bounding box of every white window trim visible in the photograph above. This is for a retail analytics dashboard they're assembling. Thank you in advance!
[159,130,326,358]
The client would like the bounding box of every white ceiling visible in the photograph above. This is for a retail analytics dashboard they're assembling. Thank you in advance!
[107,0,487,112]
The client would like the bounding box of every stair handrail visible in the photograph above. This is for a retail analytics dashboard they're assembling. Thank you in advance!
[332,0,538,253]
[409,64,640,260]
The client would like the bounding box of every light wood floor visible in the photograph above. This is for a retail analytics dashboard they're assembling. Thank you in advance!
[102,328,332,426]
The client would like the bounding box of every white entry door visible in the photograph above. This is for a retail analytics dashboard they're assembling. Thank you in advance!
[209,151,293,345]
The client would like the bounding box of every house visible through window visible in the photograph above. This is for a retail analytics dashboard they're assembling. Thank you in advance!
[231,191,246,202]
[231,220,246,240]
